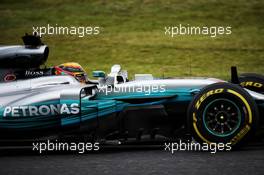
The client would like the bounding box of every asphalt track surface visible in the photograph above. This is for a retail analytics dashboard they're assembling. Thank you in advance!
[0,144,263,175]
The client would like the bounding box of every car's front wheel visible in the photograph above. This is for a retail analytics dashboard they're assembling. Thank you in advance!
[239,73,264,93]
[187,83,259,148]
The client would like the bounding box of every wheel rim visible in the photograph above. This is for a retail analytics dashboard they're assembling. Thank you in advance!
[202,98,241,137]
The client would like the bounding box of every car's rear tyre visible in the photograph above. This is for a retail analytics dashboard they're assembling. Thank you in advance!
[238,73,264,93]
[187,83,259,148]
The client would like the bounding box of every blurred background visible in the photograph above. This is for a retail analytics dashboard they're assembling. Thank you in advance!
[0,0,263,80]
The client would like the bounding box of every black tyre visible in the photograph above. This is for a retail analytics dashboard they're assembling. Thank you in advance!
[188,82,259,147]
[238,73,264,93]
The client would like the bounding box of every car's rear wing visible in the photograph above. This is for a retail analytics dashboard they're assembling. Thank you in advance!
[0,34,49,69]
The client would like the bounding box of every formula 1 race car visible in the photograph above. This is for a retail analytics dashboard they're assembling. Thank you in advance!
[0,35,263,148]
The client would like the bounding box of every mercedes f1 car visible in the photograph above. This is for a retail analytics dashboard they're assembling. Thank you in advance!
[0,35,263,148]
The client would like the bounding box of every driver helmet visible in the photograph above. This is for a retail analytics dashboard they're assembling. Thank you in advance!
[54,62,87,83]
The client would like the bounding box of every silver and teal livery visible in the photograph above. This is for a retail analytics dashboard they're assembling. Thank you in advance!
[0,65,263,147]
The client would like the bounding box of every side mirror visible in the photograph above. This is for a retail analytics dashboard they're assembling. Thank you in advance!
[93,71,105,78]
[111,64,121,74]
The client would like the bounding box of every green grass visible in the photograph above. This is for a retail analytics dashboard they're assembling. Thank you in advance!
[1,0,264,80]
